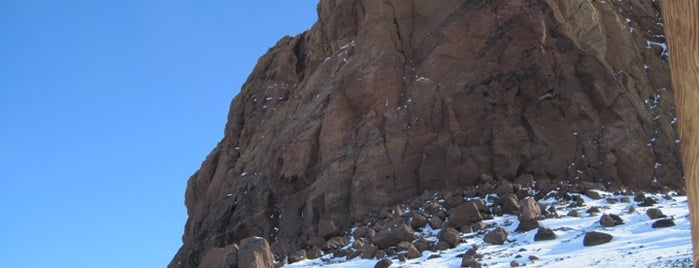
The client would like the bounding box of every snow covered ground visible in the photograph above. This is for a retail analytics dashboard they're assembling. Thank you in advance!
[286,191,692,267]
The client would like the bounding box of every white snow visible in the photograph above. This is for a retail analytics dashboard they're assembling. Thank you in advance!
[285,192,692,268]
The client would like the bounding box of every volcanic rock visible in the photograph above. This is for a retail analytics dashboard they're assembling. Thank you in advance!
[238,237,274,268]
[583,231,613,246]
[198,244,239,268]
[406,244,422,259]
[448,202,483,228]
[170,1,682,266]
[438,227,462,248]
[373,223,415,249]
[374,259,393,268]
[599,214,624,227]
[652,219,676,228]
[534,227,557,241]
[646,208,666,219]
[484,227,509,245]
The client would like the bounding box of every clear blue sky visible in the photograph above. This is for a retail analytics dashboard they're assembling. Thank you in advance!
[0,1,318,267]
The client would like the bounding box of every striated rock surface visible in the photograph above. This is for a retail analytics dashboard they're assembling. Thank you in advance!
[170,0,682,266]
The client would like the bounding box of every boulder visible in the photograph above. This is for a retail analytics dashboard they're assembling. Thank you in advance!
[406,244,422,259]
[534,227,557,241]
[410,213,429,229]
[646,208,666,219]
[372,223,415,249]
[484,227,508,245]
[438,227,462,248]
[199,244,239,268]
[583,232,613,246]
[652,219,676,228]
[599,214,624,227]
[501,194,520,215]
[461,255,482,268]
[238,237,274,268]
[448,202,483,228]
[374,259,393,268]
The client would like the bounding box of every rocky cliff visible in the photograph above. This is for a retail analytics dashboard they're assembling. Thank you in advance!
[170,0,682,266]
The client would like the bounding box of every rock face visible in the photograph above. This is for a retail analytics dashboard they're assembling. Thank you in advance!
[170,0,682,266]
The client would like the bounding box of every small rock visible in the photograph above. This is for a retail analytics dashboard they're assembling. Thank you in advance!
[448,202,483,228]
[484,227,508,245]
[361,246,378,259]
[510,260,520,267]
[583,231,613,246]
[646,208,666,219]
[413,241,430,252]
[238,237,275,268]
[628,205,636,213]
[398,254,408,263]
[436,241,451,251]
[428,254,441,259]
[322,236,347,251]
[529,255,539,261]
[652,219,676,228]
[353,226,368,240]
[534,227,557,241]
[287,249,306,263]
[619,196,631,203]
[374,259,393,268]
[567,210,579,217]
[375,250,386,259]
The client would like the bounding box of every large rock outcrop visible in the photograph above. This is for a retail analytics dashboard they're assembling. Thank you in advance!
[170,0,682,266]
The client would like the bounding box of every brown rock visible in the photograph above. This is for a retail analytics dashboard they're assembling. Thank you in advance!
[322,236,347,251]
[534,227,557,241]
[406,244,422,259]
[448,202,483,228]
[287,249,306,264]
[652,219,675,228]
[318,218,340,238]
[171,1,683,265]
[353,227,368,240]
[396,241,411,251]
[238,237,274,268]
[646,208,666,219]
[306,247,323,259]
[438,227,461,248]
[410,213,429,229]
[484,227,508,245]
[413,241,429,252]
[471,221,486,232]
[515,218,539,233]
[583,231,613,246]
[374,259,393,268]
[372,223,415,249]
[567,210,580,217]
[585,190,603,200]
[510,260,520,267]
[501,194,520,215]
[429,216,444,229]
[599,214,624,227]
[461,255,482,268]
[199,244,239,268]
[436,241,450,251]
[361,245,378,259]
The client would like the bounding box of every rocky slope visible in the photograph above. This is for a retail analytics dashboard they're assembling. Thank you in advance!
[170,0,682,267]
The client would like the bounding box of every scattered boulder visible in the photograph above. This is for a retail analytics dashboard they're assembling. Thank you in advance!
[361,245,378,259]
[567,210,580,217]
[471,221,486,232]
[599,214,624,227]
[322,236,348,251]
[529,255,539,261]
[652,219,676,228]
[583,231,613,246]
[438,227,462,248]
[410,213,429,229]
[646,208,666,219]
[484,227,509,245]
[639,197,657,207]
[534,227,557,241]
[374,259,393,268]
[501,194,521,215]
[372,223,415,249]
[406,244,422,259]
[307,247,323,259]
[429,216,444,229]
[287,249,306,264]
[516,218,539,233]
[461,255,482,268]
[318,218,340,238]
[448,202,483,228]
[585,190,603,200]
[510,260,520,267]
[238,237,275,268]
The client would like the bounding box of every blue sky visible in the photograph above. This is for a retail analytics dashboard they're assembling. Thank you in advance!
[0,1,318,267]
